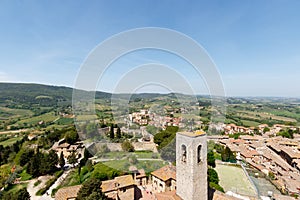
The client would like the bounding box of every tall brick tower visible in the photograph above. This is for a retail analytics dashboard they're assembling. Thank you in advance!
[176,130,207,200]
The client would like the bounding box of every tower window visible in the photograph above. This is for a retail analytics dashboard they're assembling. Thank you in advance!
[197,145,202,163]
[181,144,187,163]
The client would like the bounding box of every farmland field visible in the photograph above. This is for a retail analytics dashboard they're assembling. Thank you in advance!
[0,137,22,147]
[0,106,33,120]
[16,111,57,125]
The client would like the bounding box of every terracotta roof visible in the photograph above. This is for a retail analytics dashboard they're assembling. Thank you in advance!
[55,185,82,200]
[101,179,117,193]
[115,175,135,188]
[281,147,300,159]
[101,175,135,193]
[151,165,176,181]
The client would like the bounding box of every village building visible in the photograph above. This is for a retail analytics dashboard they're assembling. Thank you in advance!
[151,164,176,193]
[101,174,136,200]
[129,166,147,186]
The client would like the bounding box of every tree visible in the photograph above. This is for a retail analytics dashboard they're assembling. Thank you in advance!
[221,146,236,163]
[254,128,260,135]
[268,171,275,180]
[207,168,219,184]
[19,149,34,166]
[263,127,270,133]
[207,151,216,168]
[48,150,59,171]
[109,124,114,139]
[16,188,30,200]
[84,148,92,160]
[76,178,107,200]
[68,151,77,166]
[121,140,134,152]
[27,154,40,177]
[59,151,65,168]
[65,130,79,144]
[116,127,121,139]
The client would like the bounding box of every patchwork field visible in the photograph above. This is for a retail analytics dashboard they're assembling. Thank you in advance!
[16,111,57,125]
[215,164,257,197]
[0,136,22,147]
[0,106,33,120]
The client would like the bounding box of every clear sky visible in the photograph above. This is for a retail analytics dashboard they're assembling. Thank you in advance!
[1,1,300,97]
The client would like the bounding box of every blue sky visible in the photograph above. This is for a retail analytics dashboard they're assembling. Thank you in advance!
[1,1,300,97]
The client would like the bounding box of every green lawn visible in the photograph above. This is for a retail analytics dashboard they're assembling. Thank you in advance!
[0,137,22,147]
[134,151,161,159]
[215,164,257,197]
[99,151,160,159]
[103,159,167,174]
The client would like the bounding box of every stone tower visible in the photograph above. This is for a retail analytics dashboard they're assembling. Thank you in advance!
[176,131,207,200]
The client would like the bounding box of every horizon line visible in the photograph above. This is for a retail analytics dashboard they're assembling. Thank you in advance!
[1,81,300,99]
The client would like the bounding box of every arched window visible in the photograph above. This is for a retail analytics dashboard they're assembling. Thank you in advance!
[197,145,202,163]
[181,144,187,163]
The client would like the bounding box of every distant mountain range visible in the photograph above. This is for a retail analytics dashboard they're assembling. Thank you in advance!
[0,82,299,106]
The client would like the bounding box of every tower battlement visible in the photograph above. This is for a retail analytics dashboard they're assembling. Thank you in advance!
[178,130,206,137]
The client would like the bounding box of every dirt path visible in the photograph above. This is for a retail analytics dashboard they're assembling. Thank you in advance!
[0,129,29,135]
[40,170,72,200]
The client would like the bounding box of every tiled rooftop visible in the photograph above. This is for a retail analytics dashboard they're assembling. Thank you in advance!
[101,175,135,192]
[55,185,82,200]
[151,165,176,181]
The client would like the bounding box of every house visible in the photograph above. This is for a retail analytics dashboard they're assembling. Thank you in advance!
[151,165,176,193]
[53,141,84,160]
[280,147,300,166]
[129,166,147,186]
[101,175,136,200]
[55,185,82,200]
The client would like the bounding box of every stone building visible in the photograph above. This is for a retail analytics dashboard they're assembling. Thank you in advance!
[151,165,176,193]
[176,130,207,200]
[101,175,136,200]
